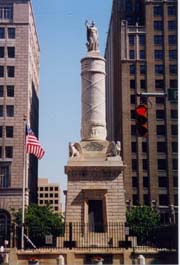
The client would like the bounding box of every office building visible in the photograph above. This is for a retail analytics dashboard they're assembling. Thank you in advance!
[105,0,177,223]
[38,178,62,214]
[0,0,40,245]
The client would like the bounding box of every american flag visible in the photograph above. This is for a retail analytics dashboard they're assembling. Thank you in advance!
[26,126,45,160]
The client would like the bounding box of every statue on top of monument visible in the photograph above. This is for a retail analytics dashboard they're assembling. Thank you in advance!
[85,20,99,52]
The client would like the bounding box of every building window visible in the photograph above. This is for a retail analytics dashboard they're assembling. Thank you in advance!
[50,193,53,198]
[157,125,166,136]
[0,86,3,97]
[132,176,138,187]
[168,35,177,45]
[0,28,5,39]
[174,194,178,206]
[172,142,178,153]
[159,194,168,206]
[0,147,2,158]
[0,66,4,77]
[130,64,135,74]
[168,21,177,31]
[129,35,135,45]
[40,187,43,191]
[140,80,146,90]
[158,159,167,170]
[55,187,58,191]
[7,66,14,78]
[0,47,4,58]
[0,163,11,188]
[158,176,168,187]
[171,125,178,135]
[131,110,136,120]
[157,142,166,153]
[0,126,2,137]
[156,109,165,120]
[154,21,163,31]
[0,106,3,117]
[155,79,164,90]
[142,142,147,153]
[170,79,177,88]
[139,35,145,46]
[131,125,136,136]
[54,207,58,211]
[45,187,48,191]
[154,35,163,45]
[0,6,13,20]
[129,50,135,59]
[172,159,178,170]
[168,6,176,16]
[169,50,177,60]
[143,194,150,206]
[169,64,177,74]
[155,65,164,74]
[7,47,15,58]
[39,200,43,205]
[143,159,148,170]
[130,95,136,104]
[133,194,139,206]
[7,28,15,39]
[7,86,14,97]
[131,142,136,152]
[173,176,178,187]
[45,193,48,198]
[154,50,163,60]
[171,109,177,119]
[55,193,58,197]
[6,105,14,117]
[140,50,145,59]
[6,126,13,138]
[154,5,163,16]
[143,177,149,188]
[55,200,58,204]
[156,96,165,104]
[5,146,13,158]
[132,159,137,170]
[39,193,43,198]
[130,80,136,89]
[50,187,53,191]
[140,64,146,74]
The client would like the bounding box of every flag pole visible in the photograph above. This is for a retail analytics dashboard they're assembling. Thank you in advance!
[21,115,27,250]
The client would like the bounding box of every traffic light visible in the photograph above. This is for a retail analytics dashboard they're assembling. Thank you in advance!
[135,104,148,137]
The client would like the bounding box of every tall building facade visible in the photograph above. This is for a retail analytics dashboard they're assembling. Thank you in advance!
[105,0,177,223]
[38,178,62,214]
[0,0,40,245]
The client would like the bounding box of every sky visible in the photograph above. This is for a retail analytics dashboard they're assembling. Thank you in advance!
[31,0,113,204]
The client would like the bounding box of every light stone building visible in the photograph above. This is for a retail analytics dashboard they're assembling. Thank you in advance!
[0,0,40,246]
[105,0,178,224]
[38,178,62,214]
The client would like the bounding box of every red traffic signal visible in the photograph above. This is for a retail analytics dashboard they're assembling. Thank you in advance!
[135,104,148,137]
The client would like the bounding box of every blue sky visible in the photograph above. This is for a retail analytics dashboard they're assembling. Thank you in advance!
[31,0,112,202]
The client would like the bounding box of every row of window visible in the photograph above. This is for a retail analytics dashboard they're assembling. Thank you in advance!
[132,194,178,206]
[0,105,14,117]
[39,193,59,198]
[0,27,15,39]
[0,66,15,78]
[131,109,177,120]
[0,126,13,138]
[154,20,176,31]
[0,46,15,58]
[154,5,176,17]
[0,146,13,159]
[38,186,59,192]
[131,124,177,136]
[132,158,178,171]
[130,64,177,75]
[39,201,59,211]
[130,79,177,90]
[132,176,178,188]
[0,85,14,97]
[129,49,177,60]
[131,141,177,153]
[129,34,177,47]
[0,6,13,20]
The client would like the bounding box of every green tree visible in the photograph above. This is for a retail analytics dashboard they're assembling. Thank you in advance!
[12,204,64,247]
[127,206,160,245]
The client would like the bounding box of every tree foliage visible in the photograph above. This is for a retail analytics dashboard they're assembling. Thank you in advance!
[127,206,160,245]
[12,204,64,247]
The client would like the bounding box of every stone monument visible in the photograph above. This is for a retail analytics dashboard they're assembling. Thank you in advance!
[64,21,126,251]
